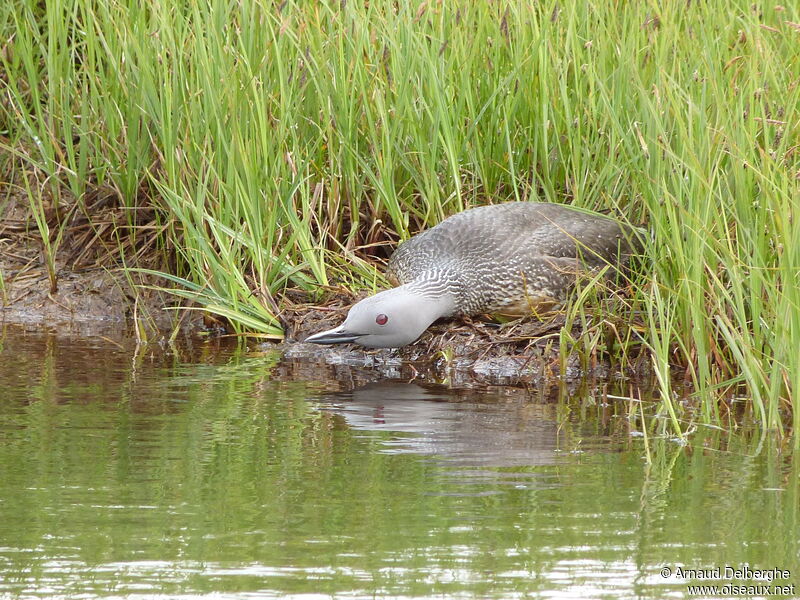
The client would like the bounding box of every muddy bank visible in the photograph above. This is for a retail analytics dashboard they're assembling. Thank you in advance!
[0,271,648,386]
[0,230,648,386]
[0,239,202,337]
[0,253,648,385]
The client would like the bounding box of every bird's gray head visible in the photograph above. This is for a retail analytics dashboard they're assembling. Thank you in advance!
[304,285,453,348]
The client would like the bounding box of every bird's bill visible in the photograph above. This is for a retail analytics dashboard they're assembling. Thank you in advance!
[304,325,361,345]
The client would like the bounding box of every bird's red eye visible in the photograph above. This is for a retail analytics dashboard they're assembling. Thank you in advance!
[376,314,389,325]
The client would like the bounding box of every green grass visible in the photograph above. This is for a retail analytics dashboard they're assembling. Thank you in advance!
[1,0,798,441]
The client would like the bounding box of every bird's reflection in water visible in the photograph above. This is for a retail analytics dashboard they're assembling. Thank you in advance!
[318,382,568,481]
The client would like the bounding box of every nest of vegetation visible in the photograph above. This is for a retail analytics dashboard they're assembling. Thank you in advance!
[278,284,652,386]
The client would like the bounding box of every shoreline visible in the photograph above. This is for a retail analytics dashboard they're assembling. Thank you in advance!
[0,267,649,388]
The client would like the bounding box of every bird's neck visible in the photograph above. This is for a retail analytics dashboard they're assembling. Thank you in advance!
[401,276,459,321]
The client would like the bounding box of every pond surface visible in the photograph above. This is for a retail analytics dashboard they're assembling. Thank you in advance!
[0,325,797,599]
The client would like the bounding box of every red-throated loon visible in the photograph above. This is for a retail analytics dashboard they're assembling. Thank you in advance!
[305,202,642,348]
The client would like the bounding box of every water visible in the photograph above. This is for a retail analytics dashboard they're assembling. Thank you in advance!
[0,325,797,599]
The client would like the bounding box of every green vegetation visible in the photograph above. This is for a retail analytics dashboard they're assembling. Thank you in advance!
[1,0,798,441]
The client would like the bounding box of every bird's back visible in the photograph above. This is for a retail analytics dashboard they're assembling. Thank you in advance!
[387,202,640,315]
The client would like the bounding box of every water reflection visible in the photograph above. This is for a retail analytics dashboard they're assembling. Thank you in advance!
[319,382,564,468]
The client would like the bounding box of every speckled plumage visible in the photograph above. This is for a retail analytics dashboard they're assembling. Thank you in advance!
[305,202,642,348]
[386,202,640,316]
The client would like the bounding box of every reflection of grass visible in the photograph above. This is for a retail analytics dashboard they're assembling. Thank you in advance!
[1,1,799,439]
